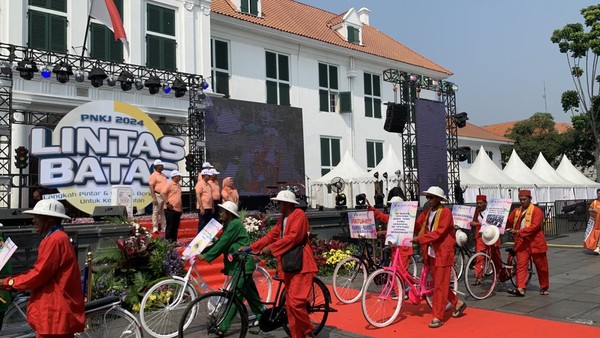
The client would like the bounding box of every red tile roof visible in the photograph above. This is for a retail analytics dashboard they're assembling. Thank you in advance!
[457,122,514,143]
[211,0,452,75]
[481,121,572,137]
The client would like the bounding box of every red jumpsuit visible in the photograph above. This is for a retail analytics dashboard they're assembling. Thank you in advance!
[368,205,413,269]
[506,205,549,291]
[472,207,506,281]
[251,208,319,338]
[415,207,458,320]
[9,229,85,336]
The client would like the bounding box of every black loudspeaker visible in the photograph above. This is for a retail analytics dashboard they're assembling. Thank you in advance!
[384,103,409,133]
[92,206,128,221]
[0,209,33,226]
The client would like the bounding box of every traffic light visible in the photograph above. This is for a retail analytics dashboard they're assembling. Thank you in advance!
[14,146,29,169]
[185,154,194,173]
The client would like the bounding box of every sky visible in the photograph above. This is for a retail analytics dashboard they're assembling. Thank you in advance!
[299,0,598,126]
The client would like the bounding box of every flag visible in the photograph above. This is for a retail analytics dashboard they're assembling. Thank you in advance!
[90,0,129,55]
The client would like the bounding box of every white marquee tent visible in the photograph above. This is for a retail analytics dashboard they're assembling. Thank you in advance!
[503,150,553,202]
[556,155,600,198]
[531,153,578,199]
[370,145,403,183]
[464,146,523,201]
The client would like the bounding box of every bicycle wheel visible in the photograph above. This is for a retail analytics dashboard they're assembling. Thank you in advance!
[79,307,142,338]
[509,255,533,288]
[465,252,496,300]
[139,279,198,338]
[282,277,331,336]
[253,266,273,303]
[332,256,367,304]
[425,266,458,310]
[453,246,465,281]
[361,269,403,328]
[2,297,33,336]
[178,291,248,338]
[406,255,419,278]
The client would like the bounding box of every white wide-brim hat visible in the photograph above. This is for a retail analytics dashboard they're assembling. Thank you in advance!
[218,201,239,217]
[271,190,299,205]
[422,186,448,201]
[23,199,71,220]
[482,226,500,246]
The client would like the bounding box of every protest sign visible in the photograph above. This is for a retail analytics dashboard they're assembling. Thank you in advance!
[348,211,377,239]
[482,199,512,234]
[386,201,418,246]
[182,218,223,258]
[452,205,476,230]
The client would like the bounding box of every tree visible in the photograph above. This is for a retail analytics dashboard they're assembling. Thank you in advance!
[500,113,566,168]
[551,5,600,181]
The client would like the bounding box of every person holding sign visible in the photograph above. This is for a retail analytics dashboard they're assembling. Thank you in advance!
[470,195,507,285]
[0,200,85,337]
[413,186,467,329]
[243,190,318,338]
[506,189,549,297]
[367,196,414,269]
[161,170,183,242]
[196,201,264,335]
[587,189,600,254]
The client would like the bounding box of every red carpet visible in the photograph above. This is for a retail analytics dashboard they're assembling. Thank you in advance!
[140,218,600,337]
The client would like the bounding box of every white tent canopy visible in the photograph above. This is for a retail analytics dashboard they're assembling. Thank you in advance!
[503,149,553,202]
[531,153,578,199]
[311,151,374,208]
[460,168,491,203]
[370,145,403,182]
[556,155,600,199]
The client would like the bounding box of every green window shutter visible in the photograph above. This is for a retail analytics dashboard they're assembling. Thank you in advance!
[373,75,381,96]
[366,142,374,168]
[241,0,248,13]
[163,38,177,71]
[29,0,46,7]
[147,4,161,32]
[146,35,160,68]
[50,0,66,11]
[347,26,359,43]
[374,98,382,118]
[279,83,290,106]
[329,65,338,90]
[214,40,229,70]
[109,37,124,62]
[331,139,341,165]
[266,80,278,104]
[322,168,330,176]
[214,71,229,96]
[320,138,330,167]
[278,54,289,81]
[364,97,373,117]
[363,73,372,95]
[163,8,175,36]
[375,143,383,164]
[49,14,67,53]
[339,91,352,113]
[250,0,259,15]
[318,63,328,88]
[319,90,329,112]
[90,23,107,60]
[265,52,276,79]
[28,11,48,50]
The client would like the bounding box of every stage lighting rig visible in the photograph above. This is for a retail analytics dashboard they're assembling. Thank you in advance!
[172,77,187,98]
[453,112,469,128]
[16,58,38,80]
[145,75,161,94]
[118,70,134,91]
[88,67,107,88]
[53,61,73,83]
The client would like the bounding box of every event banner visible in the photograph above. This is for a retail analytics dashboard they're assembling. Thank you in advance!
[452,205,476,230]
[386,201,419,246]
[347,211,376,239]
[182,219,223,258]
[482,199,512,234]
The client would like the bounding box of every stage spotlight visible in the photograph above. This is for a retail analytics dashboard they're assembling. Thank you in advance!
[106,74,116,86]
[355,193,367,209]
[53,62,73,83]
[453,112,469,128]
[395,169,401,177]
[74,69,85,83]
[335,193,347,210]
[373,171,379,180]
[200,78,209,90]
[145,75,161,94]
[172,77,187,98]
[382,172,388,179]
[88,67,107,88]
[134,79,144,90]
[16,58,38,80]
[0,61,12,75]
[40,65,52,78]
[163,83,171,94]
[456,146,471,162]
[118,70,134,91]
[374,193,385,208]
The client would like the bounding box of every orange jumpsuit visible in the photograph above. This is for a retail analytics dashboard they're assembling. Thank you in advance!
[251,208,319,338]
[415,207,458,320]
[506,205,549,290]
[472,207,506,281]
[368,205,413,269]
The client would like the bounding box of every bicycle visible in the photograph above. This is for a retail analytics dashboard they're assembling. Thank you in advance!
[464,244,533,300]
[178,251,333,337]
[332,237,417,304]
[140,253,273,338]
[361,243,459,328]
[1,292,143,338]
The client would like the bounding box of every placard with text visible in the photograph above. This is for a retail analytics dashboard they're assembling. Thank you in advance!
[386,201,419,246]
[482,199,512,234]
[452,205,476,230]
[348,211,377,239]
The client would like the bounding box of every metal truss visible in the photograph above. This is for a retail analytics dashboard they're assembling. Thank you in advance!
[0,72,12,207]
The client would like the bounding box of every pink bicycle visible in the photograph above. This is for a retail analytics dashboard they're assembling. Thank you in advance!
[361,243,459,327]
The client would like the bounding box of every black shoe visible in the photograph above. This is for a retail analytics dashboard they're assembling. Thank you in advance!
[507,288,525,297]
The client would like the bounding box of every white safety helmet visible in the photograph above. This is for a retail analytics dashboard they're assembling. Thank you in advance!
[23,199,71,220]
[455,229,468,247]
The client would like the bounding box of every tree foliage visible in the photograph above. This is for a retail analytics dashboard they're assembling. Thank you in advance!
[551,5,600,181]
[500,113,567,168]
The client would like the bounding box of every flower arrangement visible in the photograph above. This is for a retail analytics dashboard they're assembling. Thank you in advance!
[309,237,356,276]
[116,222,151,266]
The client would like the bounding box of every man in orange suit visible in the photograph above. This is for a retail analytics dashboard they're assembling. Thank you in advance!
[413,186,466,329]
[245,190,318,338]
[506,189,549,296]
[470,195,507,284]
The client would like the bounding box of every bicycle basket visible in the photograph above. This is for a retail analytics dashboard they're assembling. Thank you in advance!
[259,306,286,332]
